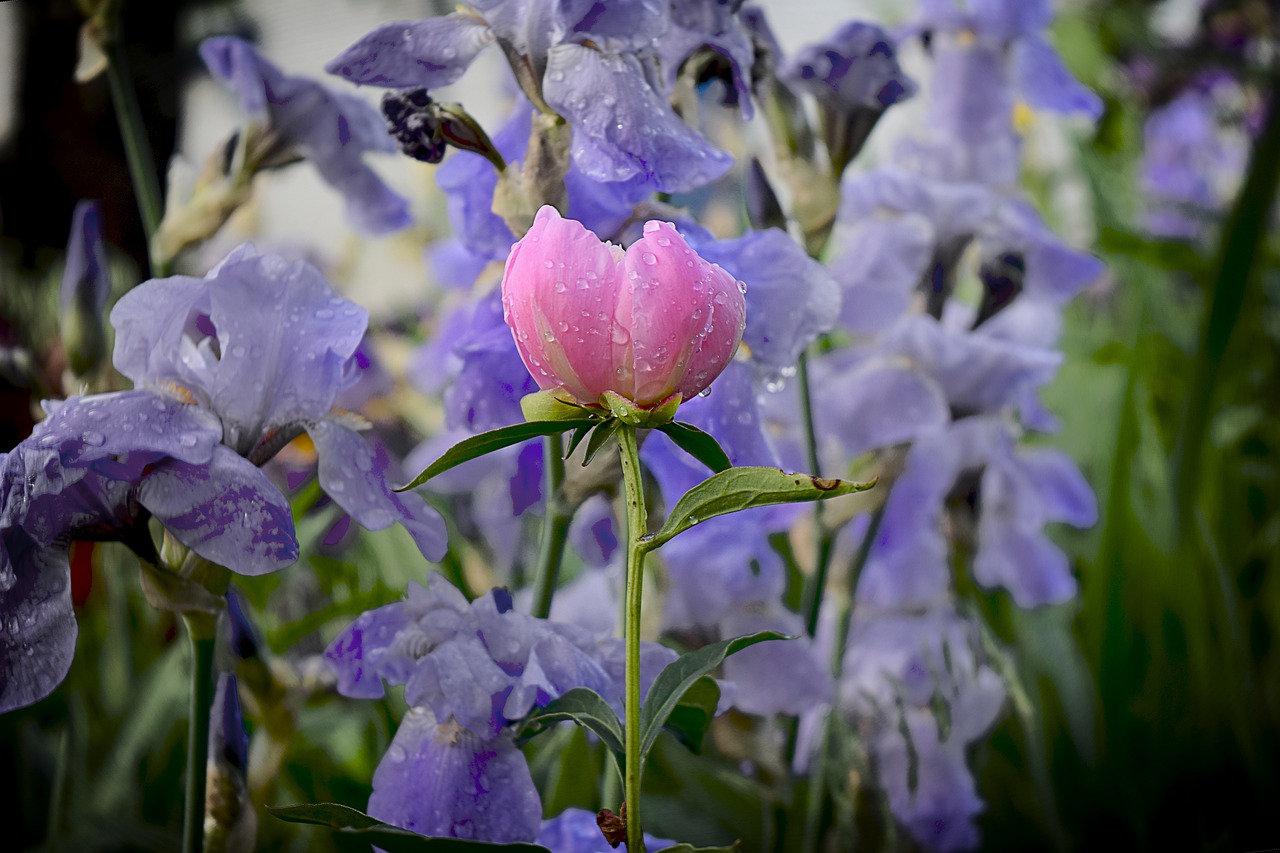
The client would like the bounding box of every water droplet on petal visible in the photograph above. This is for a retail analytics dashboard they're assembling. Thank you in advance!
[315,308,335,320]
[737,280,748,294]
[641,251,658,266]
[81,431,105,447]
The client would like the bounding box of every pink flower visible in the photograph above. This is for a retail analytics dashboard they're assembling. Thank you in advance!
[501,206,747,410]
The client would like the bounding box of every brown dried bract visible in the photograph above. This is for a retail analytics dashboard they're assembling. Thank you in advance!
[596,802,628,849]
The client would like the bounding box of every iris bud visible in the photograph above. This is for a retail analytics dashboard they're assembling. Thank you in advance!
[501,206,746,411]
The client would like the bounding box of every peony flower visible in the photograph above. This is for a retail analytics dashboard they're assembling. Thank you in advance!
[500,206,746,410]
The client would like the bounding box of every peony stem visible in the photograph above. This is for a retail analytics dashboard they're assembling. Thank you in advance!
[532,435,573,619]
[617,424,648,853]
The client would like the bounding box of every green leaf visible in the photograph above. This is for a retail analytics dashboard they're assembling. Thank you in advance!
[582,419,621,466]
[656,422,732,473]
[396,420,598,491]
[642,467,876,550]
[639,632,788,763]
[663,676,720,754]
[268,803,551,852]
[514,687,626,766]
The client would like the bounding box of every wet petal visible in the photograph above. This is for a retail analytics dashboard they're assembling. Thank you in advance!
[0,531,75,713]
[137,446,298,576]
[369,708,541,842]
[544,44,732,192]
[326,15,494,88]
[307,420,448,561]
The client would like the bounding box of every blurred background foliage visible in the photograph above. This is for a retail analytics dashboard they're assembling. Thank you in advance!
[1,0,1279,851]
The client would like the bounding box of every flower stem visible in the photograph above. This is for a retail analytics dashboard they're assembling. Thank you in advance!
[617,424,648,853]
[102,35,169,277]
[183,614,217,853]
[532,435,572,619]
[795,351,833,638]
[799,503,886,852]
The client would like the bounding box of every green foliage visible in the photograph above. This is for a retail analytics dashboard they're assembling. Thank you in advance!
[398,420,599,491]
[269,803,552,851]
[655,422,732,473]
[639,632,786,765]
[642,468,876,550]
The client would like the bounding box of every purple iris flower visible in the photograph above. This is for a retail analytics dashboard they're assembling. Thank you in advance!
[902,0,1102,185]
[436,97,651,263]
[0,391,260,712]
[59,200,111,376]
[832,166,1102,345]
[656,0,756,117]
[784,21,916,173]
[327,1,733,193]
[1140,87,1244,240]
[327,581,676,841]
[854,416,1095,609]
[110,243,447,562]
[841,606,1006,852]
[200,37,411,234]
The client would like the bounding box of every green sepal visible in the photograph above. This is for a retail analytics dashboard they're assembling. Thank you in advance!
[638,631,787,765]
[582,418,621,465]
[268,803,551,851]
[641,468,877,551]
[564,422,595,459]
[519,389,602,423]
[599,390,682,428]
[656,421,732,473]
[396,419,598,492]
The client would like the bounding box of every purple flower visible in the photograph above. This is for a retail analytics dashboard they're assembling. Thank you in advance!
[111,244,447,562]
[1140,87,1244,240]
[328,581,677,842]
[437,99,651,263]
[784,21,916,173]
[369,708,542,842]
[855,417,1095,609]
[60,201,111,375]
[0,391,276,712]
[901,0,1101,185]
[841,607,1006,852]
[328,2,732,193]
[200,37,411,234]
[657,0,756,118]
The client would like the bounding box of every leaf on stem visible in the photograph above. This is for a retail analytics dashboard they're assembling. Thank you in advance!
[514,687,626,767]
[396,419,599,491]
[641,468,876,550]
[656,422,732,473]
[638,632,788,763]
[268,803,551,851]
[662,676,720,755]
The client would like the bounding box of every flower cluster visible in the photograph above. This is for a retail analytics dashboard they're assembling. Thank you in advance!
[327,580,675,842]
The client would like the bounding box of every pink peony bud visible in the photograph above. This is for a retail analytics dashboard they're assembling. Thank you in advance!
[501,206,747,410]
